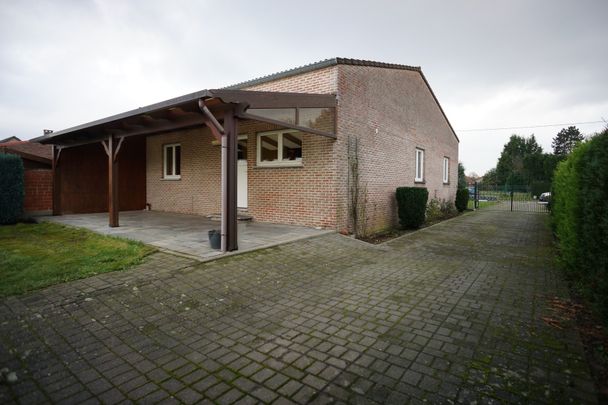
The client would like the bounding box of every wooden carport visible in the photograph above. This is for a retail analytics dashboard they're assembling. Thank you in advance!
[37,89,336,252]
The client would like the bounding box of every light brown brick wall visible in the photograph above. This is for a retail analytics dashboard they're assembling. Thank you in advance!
[239,121,337,228]
[243,66,338,94]
[336,65,459,234]
[240,66,340,228]
[146,127,221,215]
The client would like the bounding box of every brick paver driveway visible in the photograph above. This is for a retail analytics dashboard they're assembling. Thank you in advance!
[0,211,596,404]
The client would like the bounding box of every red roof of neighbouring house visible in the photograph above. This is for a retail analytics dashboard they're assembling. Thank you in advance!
[0,140,52,163]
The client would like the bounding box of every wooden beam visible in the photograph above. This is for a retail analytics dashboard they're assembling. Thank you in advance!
[52,145,62,216]
[209,90,337,109]
[101,139,110,156]
[106,115,206,139]
[113,136,124,161]
[198,99,224,135]
[237,112,336,139]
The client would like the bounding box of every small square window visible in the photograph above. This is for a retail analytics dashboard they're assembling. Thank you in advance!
[163,144,181,179]
[415,148,424,182]
[257,130,303,166]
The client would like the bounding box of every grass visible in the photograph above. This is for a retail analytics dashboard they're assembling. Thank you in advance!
[0,222,155,297]
[467,200,499,210]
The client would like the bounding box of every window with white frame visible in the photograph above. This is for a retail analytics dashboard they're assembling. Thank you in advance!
[415,148,424,182]
[163,143,181,179]
[257,130,303,166]
[443,157,449,184]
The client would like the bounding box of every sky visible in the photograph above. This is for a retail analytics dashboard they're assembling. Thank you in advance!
[1,0,606,175]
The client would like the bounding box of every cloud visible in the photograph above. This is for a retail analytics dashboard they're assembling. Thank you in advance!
[0,0,606,174]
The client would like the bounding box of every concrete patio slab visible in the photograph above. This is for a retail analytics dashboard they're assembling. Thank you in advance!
[41,211,332,260]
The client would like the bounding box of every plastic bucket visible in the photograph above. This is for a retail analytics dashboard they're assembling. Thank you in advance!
[208,230,221,250]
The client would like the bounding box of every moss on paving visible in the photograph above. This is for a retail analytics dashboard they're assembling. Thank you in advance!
[0,222,155,297]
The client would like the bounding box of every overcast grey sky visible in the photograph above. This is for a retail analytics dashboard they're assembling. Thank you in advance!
[1,0,606,174]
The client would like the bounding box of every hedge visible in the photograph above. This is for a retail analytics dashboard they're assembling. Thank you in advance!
[455,188,469,212]
[0,154,24,224]
[552,128,608,317]
[396,187,428,229]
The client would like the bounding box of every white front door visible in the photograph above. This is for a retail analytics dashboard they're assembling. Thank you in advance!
[237,137,248,208]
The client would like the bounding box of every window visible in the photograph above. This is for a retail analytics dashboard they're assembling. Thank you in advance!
[443,157,449,184]
[257,130,303,166]
[415,148,424,182]
[163,144,181,179]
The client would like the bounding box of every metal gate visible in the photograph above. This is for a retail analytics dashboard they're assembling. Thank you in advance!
[472,183,549,213]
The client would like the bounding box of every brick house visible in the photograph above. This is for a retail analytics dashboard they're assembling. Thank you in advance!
[37,58,458,251]
[0,140,53,215]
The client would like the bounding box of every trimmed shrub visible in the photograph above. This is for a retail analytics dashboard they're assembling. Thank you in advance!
[396,187,428,229]
[455,189,469,212]
[552,128,608,317]
[427,198,458,223]
[0,154,24,224]
[425,198,442,223]
[440,199,457,218]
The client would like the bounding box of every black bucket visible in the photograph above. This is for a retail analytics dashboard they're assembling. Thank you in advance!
[208,230,221,250]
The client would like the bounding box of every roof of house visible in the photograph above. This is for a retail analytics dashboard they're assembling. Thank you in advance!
[226,57,458,142]
[0,140,53,163]
[34,57,458,145]
[34,89,336,145]
[0,136,21,143]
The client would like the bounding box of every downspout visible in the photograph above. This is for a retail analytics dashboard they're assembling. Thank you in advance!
[198,99,228,252]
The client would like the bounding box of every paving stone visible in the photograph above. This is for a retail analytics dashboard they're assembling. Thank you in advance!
[0,211,598,404]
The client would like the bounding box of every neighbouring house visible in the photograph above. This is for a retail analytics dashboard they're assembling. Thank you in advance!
[35,58,459,251]
[0,136,21,143]
[0,140,53,215]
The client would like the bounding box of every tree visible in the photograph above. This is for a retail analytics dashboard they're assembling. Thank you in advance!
[495,134,544,185]
[552,126,584,156]
[483,167,498,184]
[457,163,467,190]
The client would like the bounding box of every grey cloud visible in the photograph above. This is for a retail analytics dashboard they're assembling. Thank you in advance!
[1,0,606,174]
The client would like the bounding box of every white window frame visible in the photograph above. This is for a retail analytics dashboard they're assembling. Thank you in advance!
[163,143,181,180]
[415,148,425,182]
[256,129,303,167]
[443,157,449,184]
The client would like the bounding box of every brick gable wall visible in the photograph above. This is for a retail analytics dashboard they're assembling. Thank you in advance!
[336,65,459,233]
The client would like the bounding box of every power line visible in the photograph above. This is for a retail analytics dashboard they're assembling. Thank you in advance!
[457,120,606,132]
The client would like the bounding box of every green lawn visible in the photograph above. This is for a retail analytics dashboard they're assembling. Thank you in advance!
[467,199,499,210]
[0,222,155,297]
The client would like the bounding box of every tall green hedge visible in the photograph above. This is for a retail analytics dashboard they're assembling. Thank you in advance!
[396,187,428,229]
[0,154,24,224]
[552,128,608,317]
[455,188,469,212]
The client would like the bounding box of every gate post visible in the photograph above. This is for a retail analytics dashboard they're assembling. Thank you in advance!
[510,187,514,212]
[474,181,479,209]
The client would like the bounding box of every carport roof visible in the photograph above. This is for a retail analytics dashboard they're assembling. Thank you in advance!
[35,89,336,146]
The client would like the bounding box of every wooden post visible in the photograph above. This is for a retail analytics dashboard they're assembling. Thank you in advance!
[52,145,62,215]
[223,109,238,252]
[103,136,120,227]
